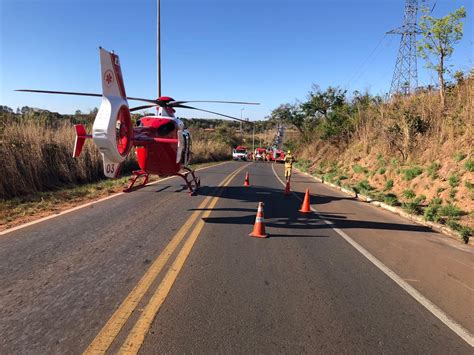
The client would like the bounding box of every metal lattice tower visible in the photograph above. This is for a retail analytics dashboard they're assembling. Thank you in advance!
[388,0,419,95]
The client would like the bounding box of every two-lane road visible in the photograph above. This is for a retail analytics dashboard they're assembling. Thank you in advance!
[0,161,472,353]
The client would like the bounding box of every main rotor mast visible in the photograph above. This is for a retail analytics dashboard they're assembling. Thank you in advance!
[157,0,161,98]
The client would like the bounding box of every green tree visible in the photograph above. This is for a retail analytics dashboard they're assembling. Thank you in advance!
[417,6,466,106]
[301,86,351,141]
[270,103,305,134]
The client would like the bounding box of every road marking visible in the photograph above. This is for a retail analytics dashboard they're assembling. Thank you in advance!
[271,163,474,347]
[118,164,247,354]
[0,161,230,236]
[83,162,248,354]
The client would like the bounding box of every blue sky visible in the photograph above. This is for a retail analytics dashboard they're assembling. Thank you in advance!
[1,0,472,120]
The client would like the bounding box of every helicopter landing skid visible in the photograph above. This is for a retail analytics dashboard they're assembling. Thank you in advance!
[177,167,200,196]
[124,170,149,192]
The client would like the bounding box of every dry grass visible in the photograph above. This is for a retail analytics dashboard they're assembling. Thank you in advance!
[0,120,234,200]
[295,77,473,236]
[190,139,231,164]
[0,120,103,199]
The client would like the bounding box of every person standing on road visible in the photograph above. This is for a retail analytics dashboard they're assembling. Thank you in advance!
[284,150,294,181]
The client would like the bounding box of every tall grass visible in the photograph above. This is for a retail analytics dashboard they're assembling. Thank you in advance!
[298,76,473,163]
[1,120,103,199]
[0,120,232,199]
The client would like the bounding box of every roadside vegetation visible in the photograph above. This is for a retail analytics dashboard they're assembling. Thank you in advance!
[0,107,272,229]
[284,73,473,243]
[276,6,472,243]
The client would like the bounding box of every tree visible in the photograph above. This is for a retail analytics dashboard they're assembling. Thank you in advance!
[417,6,466,106]
[270,103,305,134]
[301,86,352,141]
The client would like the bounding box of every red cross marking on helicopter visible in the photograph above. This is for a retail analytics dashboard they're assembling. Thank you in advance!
[104,70,114,87]
[106,72,113,84]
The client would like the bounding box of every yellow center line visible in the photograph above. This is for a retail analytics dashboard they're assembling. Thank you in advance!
[83,163,249,354]
[118,164,247,354]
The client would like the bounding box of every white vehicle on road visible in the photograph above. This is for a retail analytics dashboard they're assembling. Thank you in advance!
[232,146,248,161]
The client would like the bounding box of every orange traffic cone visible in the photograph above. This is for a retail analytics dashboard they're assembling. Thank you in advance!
[284,180,291,195]
[249,202,268,238]
[244,172,250,187]
[299,188,312,213]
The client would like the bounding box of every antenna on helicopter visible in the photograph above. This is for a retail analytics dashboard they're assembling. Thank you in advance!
[157,0,161,98]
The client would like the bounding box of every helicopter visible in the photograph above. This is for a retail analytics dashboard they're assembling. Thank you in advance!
[17,48,258,195]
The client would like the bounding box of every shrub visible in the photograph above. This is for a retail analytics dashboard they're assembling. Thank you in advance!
[376,154,387,167]
[449,188,457,199]
[383,193,399,206]
[453,152,466,162]
[403,166,423,181]
[324,171,337,183]
[296,159,312,172]
[334,175,348,186]
[355,180,374,194]
[448,174,460,188]
[352,164,368,174]
[402,189,416,199]
[384,179,394,191]
[402,195,426,215]
[427,162,441,180]
[439,204,463,219]
[465,181,474,191]
[377,167,386,175]
[423,198,443,222]
[464,159,474,172]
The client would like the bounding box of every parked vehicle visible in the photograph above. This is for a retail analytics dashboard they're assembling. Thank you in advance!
[232,146,248,161]
[254,147,267,161]
[274,149,285,163]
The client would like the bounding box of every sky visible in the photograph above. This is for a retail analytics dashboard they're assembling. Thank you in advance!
[0,0,472,120]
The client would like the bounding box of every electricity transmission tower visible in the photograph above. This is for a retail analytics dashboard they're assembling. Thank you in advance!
[388,0,420,95]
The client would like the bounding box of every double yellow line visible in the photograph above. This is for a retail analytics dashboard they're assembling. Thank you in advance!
[84,163,250,355]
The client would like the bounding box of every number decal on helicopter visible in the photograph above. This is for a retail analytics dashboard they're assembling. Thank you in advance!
[106,164,115,174]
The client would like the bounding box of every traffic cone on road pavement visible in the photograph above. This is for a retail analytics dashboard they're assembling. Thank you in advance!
[244,172,250,187]
[249,202,268,238]
[284,180,291,195]
[299,188,312,213]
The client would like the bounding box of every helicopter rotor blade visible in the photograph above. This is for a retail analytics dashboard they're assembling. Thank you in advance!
[170,100,260,106]
[176,104,252,124]
[16,89,159,104]
[16,89,103,98]
[129,104,158,112]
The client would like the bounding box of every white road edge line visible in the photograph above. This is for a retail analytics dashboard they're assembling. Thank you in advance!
[271,163,474,347]
[0,161,230,236]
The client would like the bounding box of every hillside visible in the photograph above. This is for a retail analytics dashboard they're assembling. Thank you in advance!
[275,74,473,242]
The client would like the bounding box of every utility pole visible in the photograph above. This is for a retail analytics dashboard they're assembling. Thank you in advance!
[251,119,255,156]
[240,108,244,135]
[157,0,161,98]
[388,0,419,95]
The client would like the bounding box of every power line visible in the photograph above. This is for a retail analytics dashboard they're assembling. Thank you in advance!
[344,34,389,90]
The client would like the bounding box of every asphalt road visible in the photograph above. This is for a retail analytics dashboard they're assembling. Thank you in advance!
[0,161,473,354]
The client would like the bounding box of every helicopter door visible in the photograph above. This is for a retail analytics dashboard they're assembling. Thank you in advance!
[176,129,191,166]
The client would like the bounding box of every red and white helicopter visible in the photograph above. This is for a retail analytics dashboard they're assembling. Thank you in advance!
[18,48,257,195]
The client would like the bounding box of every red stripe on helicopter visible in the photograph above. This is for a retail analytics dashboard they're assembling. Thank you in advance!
[110,52,127,99]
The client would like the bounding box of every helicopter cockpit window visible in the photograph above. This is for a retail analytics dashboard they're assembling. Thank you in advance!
[157,121,176,136]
